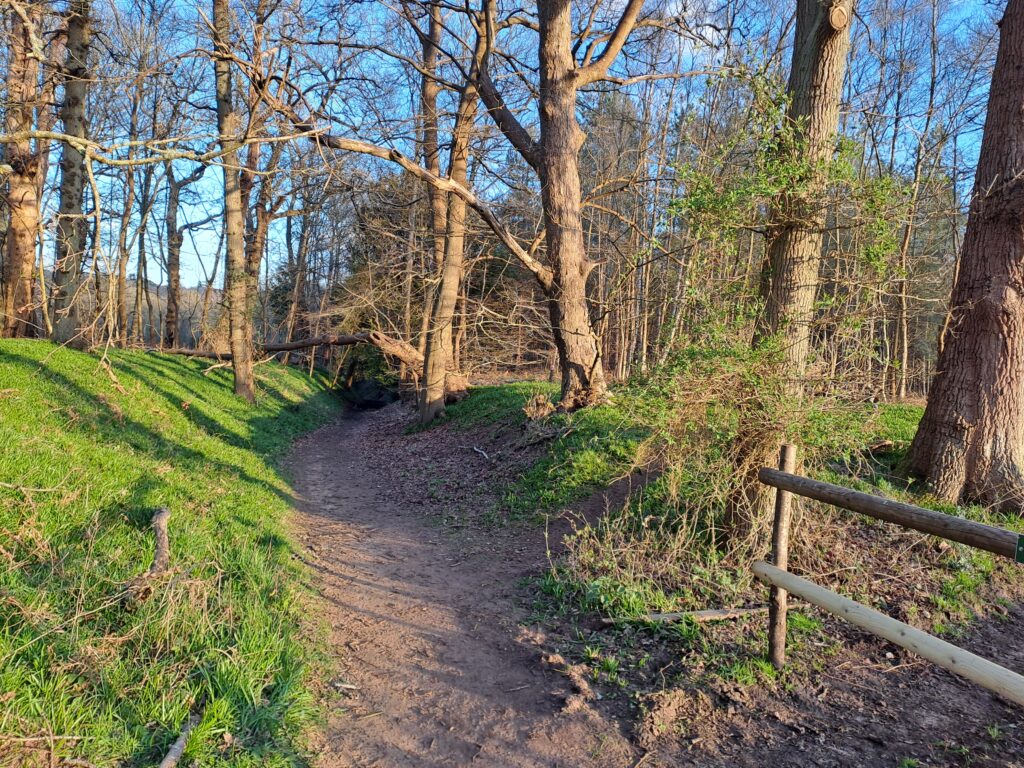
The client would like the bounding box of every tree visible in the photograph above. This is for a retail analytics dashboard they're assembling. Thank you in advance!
[907,0,1024,509]
[212,0,254,400]
[2,2,45,337]
[51,0,90,344]
[162,161,206,347]
[755,0,855,382]
[476,0,647,409]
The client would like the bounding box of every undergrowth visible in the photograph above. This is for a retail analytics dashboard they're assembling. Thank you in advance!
[0,340,342,767]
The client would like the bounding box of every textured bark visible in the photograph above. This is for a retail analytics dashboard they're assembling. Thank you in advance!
[907,0,1024,509]
[2,5,43,337]
[535,0,607,409]
[418,18,480,424]
[755,0,855,380]
[52,0,91,344]
[420,3,446,275]
[730,0,854,543]
[212,0,255,401]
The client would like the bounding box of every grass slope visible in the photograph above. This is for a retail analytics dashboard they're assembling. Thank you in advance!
[0,340,342,767]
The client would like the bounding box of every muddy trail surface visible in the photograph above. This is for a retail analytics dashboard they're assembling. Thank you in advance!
[288,407,1024,768]
[287,412,637,768]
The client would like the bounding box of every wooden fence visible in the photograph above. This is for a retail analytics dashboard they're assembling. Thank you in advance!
[753,444,1024,707]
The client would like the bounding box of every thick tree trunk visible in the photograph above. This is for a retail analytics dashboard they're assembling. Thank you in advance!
[537,0,607,409]
[212,0,255,401]
[52,0,90,344]
[754,0,854,381]
[730,0,854,544]
[907,0,1024,509]
[2,5,43,337]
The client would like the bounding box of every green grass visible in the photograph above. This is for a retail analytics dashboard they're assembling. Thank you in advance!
[439,381,559,429]
[0,340,342,767]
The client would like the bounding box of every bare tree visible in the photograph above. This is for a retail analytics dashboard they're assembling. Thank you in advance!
[2,2,45,337]
[212,0,254,400]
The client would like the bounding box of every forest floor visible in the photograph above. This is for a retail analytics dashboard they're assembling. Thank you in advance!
[290,404,1024,768]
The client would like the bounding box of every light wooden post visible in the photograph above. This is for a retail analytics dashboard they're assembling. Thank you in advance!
[768,443,796,669]
[753,561,1024,707]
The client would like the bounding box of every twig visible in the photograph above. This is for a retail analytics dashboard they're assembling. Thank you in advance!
[99,358,128,394]
[472,446,490,461]
[0,480,62,493]
[128,508,172,601]
[157,711,202,768]
[601,602,808,625]
[202,360,232,375]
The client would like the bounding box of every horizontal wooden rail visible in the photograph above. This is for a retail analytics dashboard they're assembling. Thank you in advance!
[758,468,1024,562]
[752,561,1024,707]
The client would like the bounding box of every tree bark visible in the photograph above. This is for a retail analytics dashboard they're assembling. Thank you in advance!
[418,13,480,424]
[2,4,43,337]
[907,0,1024,509]
[212,0,255,401]
[52,0,90,344]
[535,0,608,409]
[729,0,854,544]
[755,0,855,382]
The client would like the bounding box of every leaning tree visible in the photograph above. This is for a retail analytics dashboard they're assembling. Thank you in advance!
[907,0,1024,509]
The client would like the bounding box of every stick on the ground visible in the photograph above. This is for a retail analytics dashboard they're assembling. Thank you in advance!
[145,507,172,579]
[601,603,807,625]
[128,507,171,600]
[768,443,797,669]
[157,711,201,768]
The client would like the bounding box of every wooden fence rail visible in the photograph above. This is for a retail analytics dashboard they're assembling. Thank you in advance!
[755,444,1024,707]
[758,468,1024,561]
[753,562,1024,707]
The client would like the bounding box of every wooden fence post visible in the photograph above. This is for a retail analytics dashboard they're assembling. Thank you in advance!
[768,443,796,669]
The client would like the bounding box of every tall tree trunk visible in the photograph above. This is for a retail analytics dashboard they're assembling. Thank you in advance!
[2,5,43,337]
[164,165,182,346]
[213,0,255,401]
[418,17,479,423]
[907,0,1024,509]
[282,209,309,366]
[729,0,854,544]
[52,0,90,344]
[755,0,854,382]
[536,0,607,409]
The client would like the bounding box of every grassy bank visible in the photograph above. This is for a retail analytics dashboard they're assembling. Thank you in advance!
[0,340,342,766]
[438,338,1017,626]
[434,363,1024,720]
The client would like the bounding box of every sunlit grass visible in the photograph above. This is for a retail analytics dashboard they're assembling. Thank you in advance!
[0,340,341,767]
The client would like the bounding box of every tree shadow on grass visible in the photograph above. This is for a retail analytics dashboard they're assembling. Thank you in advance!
[2,352,298,506]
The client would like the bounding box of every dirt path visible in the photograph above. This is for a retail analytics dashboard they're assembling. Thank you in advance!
[287,408,1024,768]
[287,413,637,768]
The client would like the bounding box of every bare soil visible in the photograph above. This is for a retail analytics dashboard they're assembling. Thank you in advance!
[288,405,1024,768]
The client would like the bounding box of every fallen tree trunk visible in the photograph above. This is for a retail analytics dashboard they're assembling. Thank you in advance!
[154,330,422,367]
[152,330,468,403]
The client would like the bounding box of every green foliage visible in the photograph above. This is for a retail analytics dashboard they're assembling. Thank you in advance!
[0,340,342,766]
[473,329,927,620]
